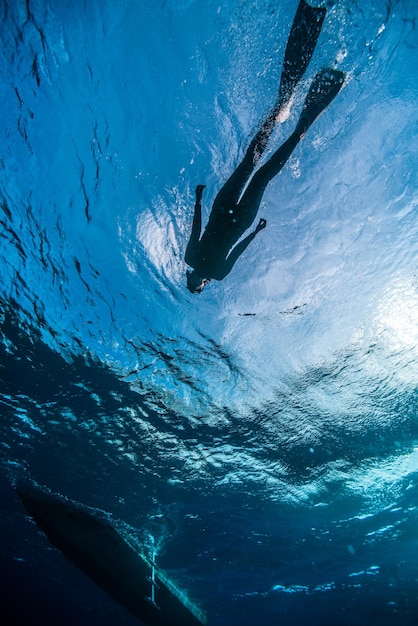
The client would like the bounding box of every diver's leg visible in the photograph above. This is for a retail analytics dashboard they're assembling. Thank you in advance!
[212,1,327,210]
[235,129,302,230]
[250,0,327,160]
[211,126,276,211]
[236,67,346,226]
[249,0,327,160]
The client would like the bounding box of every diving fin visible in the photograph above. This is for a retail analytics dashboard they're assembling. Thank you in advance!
[278,0,327,110]
[296,67,346,134]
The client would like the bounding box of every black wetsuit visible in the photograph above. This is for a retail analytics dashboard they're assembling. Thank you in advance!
[184,0,344,283]
[185,128,301,280]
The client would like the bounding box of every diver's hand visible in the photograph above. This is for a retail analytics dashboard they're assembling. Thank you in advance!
[195,185,206,200]
[255,218,267,233]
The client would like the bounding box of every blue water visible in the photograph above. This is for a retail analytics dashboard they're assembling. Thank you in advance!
[1,0,418,624]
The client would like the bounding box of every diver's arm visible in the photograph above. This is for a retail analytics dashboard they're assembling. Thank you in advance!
[185,185,205,264]
[217,219,267,279]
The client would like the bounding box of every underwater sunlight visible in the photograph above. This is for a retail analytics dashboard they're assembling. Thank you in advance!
[1,0,418,624]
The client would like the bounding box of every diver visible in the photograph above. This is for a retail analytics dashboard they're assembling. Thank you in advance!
[185,0,346,294]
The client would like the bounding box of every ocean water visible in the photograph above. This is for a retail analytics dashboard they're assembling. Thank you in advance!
[1,0,418,624]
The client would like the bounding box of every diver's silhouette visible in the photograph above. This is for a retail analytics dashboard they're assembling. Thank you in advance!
[185,0,345,293]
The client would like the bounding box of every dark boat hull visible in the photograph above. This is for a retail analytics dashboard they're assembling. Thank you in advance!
[17,482,207,626]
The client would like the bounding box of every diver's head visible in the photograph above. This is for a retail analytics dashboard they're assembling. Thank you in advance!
[186,270,210,294]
